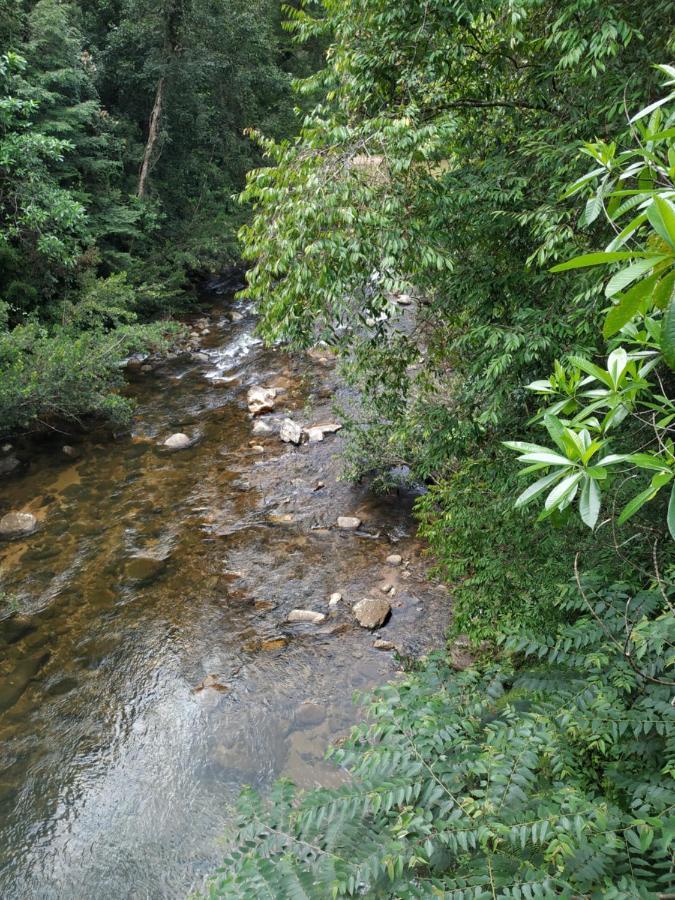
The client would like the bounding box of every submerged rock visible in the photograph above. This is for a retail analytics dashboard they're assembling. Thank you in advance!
[252,419,273,436]
[287,609,326,625]
[194,673,229,693]
[260,635,288,651]
[0,456,21,476]
[337,516,361,530]
[279,418,303,444]
[247,386,276,416]
[163,433,191,450]
[0,512,38,539]
[124,555,166,584]
[293,701,326,729]
[353,597,391,630]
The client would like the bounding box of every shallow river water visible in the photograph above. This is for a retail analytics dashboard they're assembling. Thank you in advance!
[0,294,450,898]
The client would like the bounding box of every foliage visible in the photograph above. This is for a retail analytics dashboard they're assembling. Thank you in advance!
[506,70,675,538]
[208,577,675,898]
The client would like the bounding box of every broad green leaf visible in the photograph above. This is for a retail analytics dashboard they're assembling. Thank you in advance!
[550,251,642,273]
[618,484,660,525]
[624,453,671,472]
[607,347,628,385]
[579,477,601,529]
[568,356,613,387]
[647,197,675,249]
[653,269,675,309]
[603,271,661,338]
[514,470,565,509]
[543,414,567,453]
[503,441,555,454]
[604,256,668,298]
[606,211,648,252]
[545,472,582,510]
[630,92,675,124]
[668,482,675,540]
[662,296,675,371]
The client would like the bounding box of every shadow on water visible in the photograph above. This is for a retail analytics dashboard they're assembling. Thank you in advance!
[0,295,450,898]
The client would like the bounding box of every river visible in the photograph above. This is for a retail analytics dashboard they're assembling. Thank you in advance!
[0,292,450,898]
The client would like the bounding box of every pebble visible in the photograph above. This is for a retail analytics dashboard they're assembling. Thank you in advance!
[386,553,402,566]
[0,511,38,538]
[163,433,191,450]
[373,639,396,651]
[329,592,342,607]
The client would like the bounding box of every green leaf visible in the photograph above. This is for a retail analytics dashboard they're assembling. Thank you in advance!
[618,484,660,525]
[545,472,582,510]
[603,270,661,338]
[514,470,565,509]
[668,482,675,540]
[550,251,642,273]
[630,91,675,123]
[662,296,675,371]
[652,269,675,309]
[647,197,675,249]
[579,477,601,529]
[604,256,668,298]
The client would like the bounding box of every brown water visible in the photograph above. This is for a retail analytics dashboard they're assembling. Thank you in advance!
[0,296,450,898]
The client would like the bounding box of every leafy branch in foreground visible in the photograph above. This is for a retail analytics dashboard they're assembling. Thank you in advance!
[506,70,675,538]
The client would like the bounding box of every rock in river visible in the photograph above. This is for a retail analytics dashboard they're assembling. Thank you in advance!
[287,609,326,625]
[0,512,38,539]
[386,553,402,566]
[353,597,391,630]
[337,516,362,530]
[279,418,303,444]
[293,701,326,729]
[252,419,273,436]
[163,433,191,450]
[124,555,166,584]
[247,386,276,416]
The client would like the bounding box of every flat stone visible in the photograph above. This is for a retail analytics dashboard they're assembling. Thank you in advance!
[373,639,396,651]
[307,422,342,435]
[306,427,324,443]
[279,418,303,444]
[287,609,326,625]
[386,553,402,566]
[353,597,391,630]
[337,516,362,530]
[247,386,276,416]
[163,433,191,450]
[329,592,342,607]
[293,701,326,728]
[124,555,166,584]
[0,512,38,538]
[260,636,288,651]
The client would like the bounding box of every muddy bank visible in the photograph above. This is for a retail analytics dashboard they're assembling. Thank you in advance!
[0,294,451,898]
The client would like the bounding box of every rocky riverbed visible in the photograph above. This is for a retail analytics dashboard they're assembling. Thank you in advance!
[0,292,451,898]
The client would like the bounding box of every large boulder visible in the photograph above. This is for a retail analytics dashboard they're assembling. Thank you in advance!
[163,433,191,450]
[0,512,38,539]
[353,597,391,630]
[247,386,276,416]
[279,418,303,444]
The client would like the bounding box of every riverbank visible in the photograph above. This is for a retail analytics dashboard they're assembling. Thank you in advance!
[0,292,451,898]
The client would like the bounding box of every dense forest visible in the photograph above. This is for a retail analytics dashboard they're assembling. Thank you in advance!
[1,0,674,897]
[0,0,315,431]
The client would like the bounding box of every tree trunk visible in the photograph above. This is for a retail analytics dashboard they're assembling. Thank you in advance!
[137,75,166,198]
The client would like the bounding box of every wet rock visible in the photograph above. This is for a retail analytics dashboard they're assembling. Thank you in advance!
[61,445,80,459]
[260,636,288,651]
[252,419,273,436]
[287,609,326,625]
[0,456,20,476]
[247,386,276,416]
[307,346,336,362]
[194,673,229,693]
[0,651,50,713]
[1,443,13,453]
[250,444,265,453]
[386,553,402,566]
[378,582,394,594]
[293,701,326,729]
[373,639,396,651]
[193,351,209,362]
[353,597,391,630]
[229,310,244,322]
[279,418,303,444]
[124,555,166,584]
[0,512,38,539]
[163,433,191,450]
[337,516,361,530]
[329,592,342,607]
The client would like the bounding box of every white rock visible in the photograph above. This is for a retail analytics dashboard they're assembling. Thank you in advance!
[378,582,394,594]
[353,597,391,630]
[0,511,38,538]
[329,592,342,607]
[304,422,342,438]
[337,516,362,530]
[386,553,402,566]
[306,427,324,443]
[279,418,303,444]
[252,420,273,436]
[287,609,326,625]
[397,293,412,305]
[163,433,191,450]
[247,386,276,416]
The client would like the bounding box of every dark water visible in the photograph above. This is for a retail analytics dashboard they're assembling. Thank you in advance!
[0,297,450,898]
